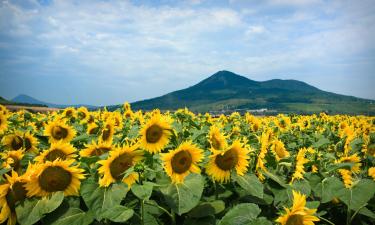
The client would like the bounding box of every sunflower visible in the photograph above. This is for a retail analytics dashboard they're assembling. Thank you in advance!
[77,107,89,122]
[0,171,28,225]
[276,190,319,225]
[336,154,361,173]
[80,140,113,157]
[208,125,227,150]
[0,113,8,134]
[100,120,115,143]
[34,141,76,163]
[87,123,100,135]
[25,159,85,197]
[23,132,38,153]
[2,133,24,151]
[63,107,76,118]
[271,140,290,161]
[206,140,250,183]
[139,113,172,154]
[291,148,309,183]
[161,141,203,183]
[1,150,24,172]
[368,167,375,181]
[44,120,76,143]
[98,144,143,188]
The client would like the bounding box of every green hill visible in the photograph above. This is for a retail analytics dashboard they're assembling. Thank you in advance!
[127,71,374,115]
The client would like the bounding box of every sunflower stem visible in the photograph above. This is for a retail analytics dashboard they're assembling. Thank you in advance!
[318,216,335,225]
[213,180,218,200]
[144,202,175,224]
[141,199,145,225]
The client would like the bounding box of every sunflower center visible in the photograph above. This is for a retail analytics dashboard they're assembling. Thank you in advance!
[368,144,375,155]
[45,149,67,162]
[211,136,221,150]
[146,125,163,143]
[89,127,99,135]
[171,150,192,174]
[92,147,111,156]
[51,126,68,140]
[11,136,23,150]
[39,166,72,192]
[286,214,304,225]
[9,156,21,171]
[6,182,27,211]
[24,137,32,151]
[110,153,133,180]
[65,110,73,117]
[102,125,111,141]
[78,112,86,120]
[215,148,238,171]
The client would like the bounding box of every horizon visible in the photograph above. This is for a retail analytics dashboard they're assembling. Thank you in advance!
[1,0,374,105]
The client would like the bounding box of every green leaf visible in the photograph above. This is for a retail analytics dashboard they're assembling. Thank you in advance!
[320,177,345,203]
[337,179,375,211]
[49,208,94,225]
[160,173,204,215]
[71,134,90,143]
[233,173,263,198]
[358,207,375,219]
[247,217,273,225]
[263,171,287,188]
[313,138,330,148]
[80,178,128,220]
[16,192,64,225]
[100,205,134,223]
[290,180,311,196]
[131,182,154,200]
[218,203,261,225]
[325,162,354,173]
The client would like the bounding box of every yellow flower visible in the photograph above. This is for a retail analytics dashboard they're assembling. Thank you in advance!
[44,120,76,143]
[291,148,309,183]
[1,150,24,172]
[276,190,319,225]
[80,140,113,157]
[208,125,227,150]
[2,132,24,151]
[87,123,100,135]
[100,120,115,143]
[0,171,28,225]
[77,107,90,122]
[161,141,203,183]
[271,140,290,161]
[337,154,361,173]
[34,141,76,163]
[339,169,353,188]
[0,113,8,134]
[139,113,172,154]
[368,167,375,181]
[206,140,250,183]
[98,144,143,188]
[25,159,85,197]
[63,107,76,118]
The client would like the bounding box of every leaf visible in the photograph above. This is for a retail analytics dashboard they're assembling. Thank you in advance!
[233,173,263,198]
[263,171,287,188]
[100,205,134,223]
[290,179,311,196]
[247,217,273,225]
[16,192,64,225]
[71,134,90,143]
[218,203,261,225]
[358,207,375,219]
[326,162,355,173]
[337,179,375,211]
[320,177,345,203]
[80,178,128,220]
[313,138,330,148]
[160,173,204,215]
[131,182,154,200]
[49,208,94,225]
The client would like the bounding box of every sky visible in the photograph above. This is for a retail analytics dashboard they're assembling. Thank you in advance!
[0,0,374,106]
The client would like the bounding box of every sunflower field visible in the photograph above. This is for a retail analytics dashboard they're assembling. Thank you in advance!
[0,103,374,225]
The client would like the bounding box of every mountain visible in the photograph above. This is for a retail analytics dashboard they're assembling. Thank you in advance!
[11,94,97,109]
[129,70,375,114]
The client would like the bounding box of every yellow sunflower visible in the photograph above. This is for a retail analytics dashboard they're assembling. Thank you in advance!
[44,120,76,143]
[206,140,250,183]
[271,140,290,161]
[87,123,100,135]
[1,150,24,172]
[0,113,8,134]
[23,132,38,153]
[63,107,76,118]
[368,167,375,181]
[25,159,85,197]
[100,120,115,143]
[208,125,227,150]
[161,141,203,183]
[2,133,24,151]
[34,141,76,163]
[0,171,28,225]
[336,154,361,173]
[139,113,172,154]
[97,144,143,188]
[276,190,319,225]
[80,140,113,157]
[77,107,89,122]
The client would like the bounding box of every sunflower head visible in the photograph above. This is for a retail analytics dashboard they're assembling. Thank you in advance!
[35,141,76,163]
[206,140,250,183]
[139,113,172,154]
[162,141,203,183]
[98,144,143,188]
[276,190,319,225]
[25,159,85,197]
[1,150,24,171]
[2,133,24,151]
[80,140,113,158]
[100,120,115,143]
[44,120,76,143]
[0,113,8,134]
[208,125,227,151]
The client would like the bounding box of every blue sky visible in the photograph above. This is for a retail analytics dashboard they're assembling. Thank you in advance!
[0,0,374,106]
